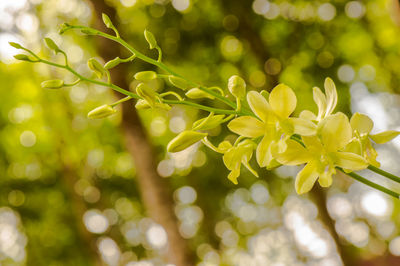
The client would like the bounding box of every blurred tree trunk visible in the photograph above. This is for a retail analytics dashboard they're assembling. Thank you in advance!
[86,1,194,265]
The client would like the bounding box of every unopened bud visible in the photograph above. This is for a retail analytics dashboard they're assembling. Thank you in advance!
[168,76,191,90]
[134,71,157,82]
[44,38,61,54]
[192,115,225,130]
[167,131,208,153]
[41,79,64,89]
[9,42,23,49]
[59,23,72,35]
[87,104,116,119]
[135,99,151,110]
[186,88,215,100]
[102,13,114,29]
[144,29,157,49]
[87,58,105,78]
[104,57,121,69]
[14,54,34,62]
[228,75,246,99]
[136,83,158,108]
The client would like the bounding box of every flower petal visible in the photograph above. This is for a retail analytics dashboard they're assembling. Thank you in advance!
[256,135,274,167]
[300,110,317,121]
[288,117,317,136]
[273,139,311,165]
[247,91,274,123]
[269,84,297,118]
[364,139,380,167]
[370,130,400,144]
[333,151,368,171]
[324,77,338,116]
[350,112,373,135]
[228,116,265,138]
[228,169,240,184]
[223,148,242,171]
[313,87,327,120]
[320,112,352,151]
[318,164,334,187]
[295,161,319,194]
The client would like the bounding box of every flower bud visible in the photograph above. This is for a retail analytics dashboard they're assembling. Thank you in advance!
[87,58,105,78]
[167,131,208,153]
[192,115,225,130]
[14,54,34,62]
[169,76,191,90]
[136,83,158,108]
[228,75,246,99]
[59,23,72,35]
[104,57,121,69]
[135,99,151,110]
[87,104,116,119]
[185,88,215,100]
[102,13,114,29]
[44,38,61,54]
[134,71,157,82]
[41,79,64,89]
[144,29,157,49]
[81,28,97,35]
[9,42,23,49]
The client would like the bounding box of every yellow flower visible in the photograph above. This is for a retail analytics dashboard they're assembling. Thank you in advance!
[228,84,316,169]
[203,138,258,184]
[344,112,400,167]
[274,113,368,194]
[299,77,337,122]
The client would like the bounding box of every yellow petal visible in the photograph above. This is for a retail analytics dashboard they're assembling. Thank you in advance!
[256,135,274,167]
[300,110,317,121]
[370,130,400,144]
[273,139,311,165]
[313,87,327,120]
[247,91,274,123]
[318,164,334,187]
[228,169,240,184]
[269,84,297,118]
[193,114,225,130]
[364,139,380,167]
[302,135,323,152]
[242,161,259,178]
[343,140,362,155]
[333,151,368,171]
[295,161,319,194]
[288,117,317,136]
[320,113,352,151]
[324,77,338,116]
[223,148,242,171]
[350,112,373,134]
[167,131,208,152]
[227,116,265,138]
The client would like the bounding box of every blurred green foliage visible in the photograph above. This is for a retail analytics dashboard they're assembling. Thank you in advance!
[2,0,400,265]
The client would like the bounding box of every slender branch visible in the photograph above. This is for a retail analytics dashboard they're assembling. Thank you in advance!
[367,165,400,184]
[337,168,399,198]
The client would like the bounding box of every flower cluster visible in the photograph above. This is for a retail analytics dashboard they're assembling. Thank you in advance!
[170,78,399,194]
[11,15,400,197]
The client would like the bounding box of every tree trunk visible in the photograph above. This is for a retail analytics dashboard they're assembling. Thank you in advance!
[86,1,195,265]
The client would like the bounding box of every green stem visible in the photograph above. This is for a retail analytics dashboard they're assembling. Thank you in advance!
[367,165,400,184]
[67,25,239,110]
[337,168,399,199]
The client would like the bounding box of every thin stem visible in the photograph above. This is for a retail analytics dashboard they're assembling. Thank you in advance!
[67,25,239,109]
[368,165,400,184]
[337,168,399,199]
[110,96,132,107]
